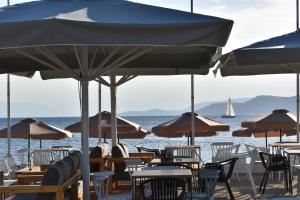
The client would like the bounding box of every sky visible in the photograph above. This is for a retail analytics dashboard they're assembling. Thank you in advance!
[0,0,298,117]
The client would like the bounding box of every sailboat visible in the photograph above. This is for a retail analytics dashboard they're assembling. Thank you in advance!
[222,98,236,118]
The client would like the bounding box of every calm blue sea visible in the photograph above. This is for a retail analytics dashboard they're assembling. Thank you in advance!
[0,115,297,162]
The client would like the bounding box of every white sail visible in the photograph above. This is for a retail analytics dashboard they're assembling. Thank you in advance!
[223,98,236,117]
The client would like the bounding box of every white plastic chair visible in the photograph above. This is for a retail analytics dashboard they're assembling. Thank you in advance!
[212,144,239,162]
[211,142,234,162]
[232,150,257,197]
[32,150,52,166]
[0,159,10,179]
[17,148,30,168]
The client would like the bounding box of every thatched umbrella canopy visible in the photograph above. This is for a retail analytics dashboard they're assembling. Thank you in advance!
[151,112,229,142]
[65,111,149,141]
[0,118,72,151]
[233,127,296,148]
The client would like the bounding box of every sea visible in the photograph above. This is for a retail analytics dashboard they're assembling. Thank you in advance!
[0,115,297,163]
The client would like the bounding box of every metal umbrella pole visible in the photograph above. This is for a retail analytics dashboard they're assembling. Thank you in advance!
[98,82,102,144]
[7,74,11,157]
[190,0,195,145]
[297,0,299,142]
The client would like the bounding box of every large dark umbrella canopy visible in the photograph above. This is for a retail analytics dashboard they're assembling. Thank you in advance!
[151,112,230,138]
[0,118,72,140]
[218,30,300,76]
[65,111,146,139]
[0,0,233,77]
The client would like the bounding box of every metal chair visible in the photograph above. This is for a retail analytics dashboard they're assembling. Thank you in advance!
[140,178,186,200]
[205,157,239,200]
[17,148,30,168]
[259,152,292,194]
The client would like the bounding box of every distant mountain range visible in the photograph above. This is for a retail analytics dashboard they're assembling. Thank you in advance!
[120,95,297,116]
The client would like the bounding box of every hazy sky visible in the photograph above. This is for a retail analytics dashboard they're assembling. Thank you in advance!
[0,0,298,117]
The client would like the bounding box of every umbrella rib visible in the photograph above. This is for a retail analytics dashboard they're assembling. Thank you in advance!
[116,75,137,86]
[95,77,111,87]
[91,47,121,78]
[92,47,140,78]
[73,46,86,76]
[97,47,155,77]
[88,46,100,70]
[13,49,62,72]
[35,46,80,79]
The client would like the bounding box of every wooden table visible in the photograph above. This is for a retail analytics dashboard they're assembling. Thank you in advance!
[131,169,192,200]
[0,180,17,200]
[270,143,300,154]
[16,166,46,176]
[149,158,202,169]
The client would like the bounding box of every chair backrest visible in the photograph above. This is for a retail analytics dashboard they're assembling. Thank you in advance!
[205,157,238,181]
[135,146,161,158]
[166,147,201,160]
[140,178,186,200]
[5,156,17,173]
[211,142,234,162]
[32,150,52,166]
[0,159,9,177]
[125,158,143,173]
[259,152,288,171]
[213,144,239,162]
[197,169,219,198]
[17,148,30,167]
[112,144,128,173]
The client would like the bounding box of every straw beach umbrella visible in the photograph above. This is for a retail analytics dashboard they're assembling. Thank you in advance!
[151,112,230,143]
[240,109,298,142]
[0,118,72,153]
[233,127,297,149]
[65,111,148,141]
[0,1,233,198]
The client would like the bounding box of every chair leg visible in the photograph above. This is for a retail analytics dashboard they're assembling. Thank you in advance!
[288,167,293,194]
[261,170,270,195]
[259,170,267,192]
[225,180,235,200]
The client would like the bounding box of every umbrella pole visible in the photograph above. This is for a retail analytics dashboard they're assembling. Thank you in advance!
[110,76,117,146]
[265,132,268,150]
[191,75,195,145]
[79,46,91,200]
[98,82,102,144]
[297,0,300,142]
[81,79,90,200]
[190,0,195,146]
[40,139,42,149]
[280,128,282,143]
[28,137,31,168]
[7,74,11,157]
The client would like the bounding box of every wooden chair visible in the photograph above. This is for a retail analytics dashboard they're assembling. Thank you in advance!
[108,144,155,192]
